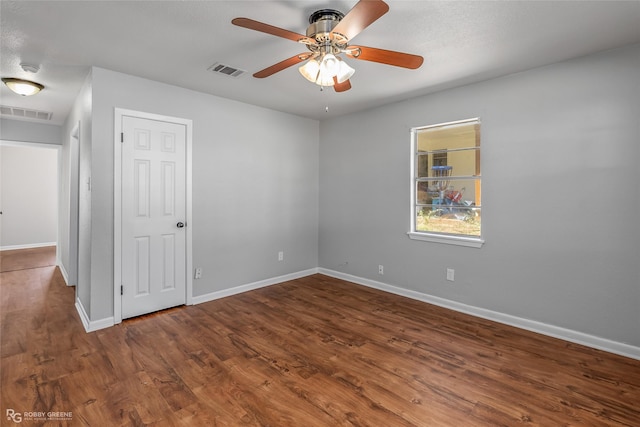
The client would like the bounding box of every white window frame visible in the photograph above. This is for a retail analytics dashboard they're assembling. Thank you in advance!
[408,118,485,248]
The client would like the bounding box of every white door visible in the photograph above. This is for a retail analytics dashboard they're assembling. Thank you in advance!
[121,116,187,319]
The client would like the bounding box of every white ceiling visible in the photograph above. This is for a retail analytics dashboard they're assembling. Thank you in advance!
[2,1,640,125]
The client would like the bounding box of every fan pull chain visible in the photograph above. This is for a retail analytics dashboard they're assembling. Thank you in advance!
[320,85,329,113]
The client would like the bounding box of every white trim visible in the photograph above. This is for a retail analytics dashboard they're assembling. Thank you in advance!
[407,231,484,248]
[114,111,122,322]
[75,297,114,333]
[0,139,61,149]
[0,242,57,251]
[58,262,70,286]
[192,268,319,305]
[318,268,640,361]
[185,120,193,305]
[113,108,193,323]
[68,121,81,290]
[415,117,480,131]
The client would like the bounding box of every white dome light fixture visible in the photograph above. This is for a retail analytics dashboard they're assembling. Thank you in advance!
[2,63,45,96]
[2,77,45,96]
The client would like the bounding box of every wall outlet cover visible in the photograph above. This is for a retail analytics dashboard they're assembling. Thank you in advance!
[446,268,455,281]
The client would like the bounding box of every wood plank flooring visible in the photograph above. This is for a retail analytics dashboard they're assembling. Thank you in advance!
[0,245,56,272]
[2,248,640,426]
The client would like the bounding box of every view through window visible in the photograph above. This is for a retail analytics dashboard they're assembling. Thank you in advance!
[412,118,481,240]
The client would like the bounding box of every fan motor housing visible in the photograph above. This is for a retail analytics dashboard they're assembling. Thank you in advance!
[306,9,348,46]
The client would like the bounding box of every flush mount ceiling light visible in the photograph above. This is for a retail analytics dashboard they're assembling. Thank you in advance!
[2,78,44,96]
[232,0,423,92]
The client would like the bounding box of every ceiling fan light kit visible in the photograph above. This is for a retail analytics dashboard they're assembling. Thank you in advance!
[299,52,355,86]
[232,0,423,92]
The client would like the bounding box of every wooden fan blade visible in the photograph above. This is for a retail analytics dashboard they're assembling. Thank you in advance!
[333,77,352,92]
[232,17,313,44]
[253,53,311,78]
[346,45,424,69]
[331,0,389,41]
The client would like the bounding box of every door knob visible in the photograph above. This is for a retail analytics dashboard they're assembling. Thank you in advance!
[177,222,185,228]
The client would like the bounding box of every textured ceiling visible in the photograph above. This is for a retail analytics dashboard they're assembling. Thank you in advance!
[2,1,640,125]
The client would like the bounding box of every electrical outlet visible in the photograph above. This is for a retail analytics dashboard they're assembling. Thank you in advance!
[194,267,203,279]
[446,268,455,282]
[378,265,384,275]
[278,251,284,261]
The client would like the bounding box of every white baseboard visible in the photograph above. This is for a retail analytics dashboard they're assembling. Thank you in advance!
[58,263,71,286]
[1,242,57,251]
[192,268,319,305]
[75,297,114,333]
[318,268,640,361]
[71,265,640,360]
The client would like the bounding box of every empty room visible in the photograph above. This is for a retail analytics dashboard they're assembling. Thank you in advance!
[1,1,639,425]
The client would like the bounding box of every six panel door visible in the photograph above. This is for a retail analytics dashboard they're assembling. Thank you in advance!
[121,116,187,319]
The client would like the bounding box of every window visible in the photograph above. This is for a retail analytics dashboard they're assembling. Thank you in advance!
[409,118,483,247]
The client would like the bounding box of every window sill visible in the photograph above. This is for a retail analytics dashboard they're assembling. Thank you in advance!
[407,232,484,248]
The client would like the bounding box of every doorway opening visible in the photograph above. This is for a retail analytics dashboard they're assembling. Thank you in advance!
[0,141,60,262]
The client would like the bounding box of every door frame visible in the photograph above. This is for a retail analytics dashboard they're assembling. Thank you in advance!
[113,108,193,324]
[68,122,80,287]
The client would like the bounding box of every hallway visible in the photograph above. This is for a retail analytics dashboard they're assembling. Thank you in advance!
[0,246,78,424]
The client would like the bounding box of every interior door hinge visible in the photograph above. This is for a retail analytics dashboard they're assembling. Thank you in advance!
[121,285,123,296]
[121,132,124,143]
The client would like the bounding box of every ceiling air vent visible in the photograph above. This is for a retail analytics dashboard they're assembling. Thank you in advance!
[207,62,246,78]
[0,105,53,121]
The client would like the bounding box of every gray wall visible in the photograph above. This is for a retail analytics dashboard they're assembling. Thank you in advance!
[319,45,640,347]
[0,118,61,145]
[0,144,58,248]
[4,45,637,350]
[61,71,93,311]
[88,67,319,321]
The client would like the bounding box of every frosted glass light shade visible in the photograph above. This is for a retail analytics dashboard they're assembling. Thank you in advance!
[299,60,320,83]
[320,54,339,77]
[316,53,340,86]
[336,60,355,83]
[2,78,44,96]
[316,73,335,87]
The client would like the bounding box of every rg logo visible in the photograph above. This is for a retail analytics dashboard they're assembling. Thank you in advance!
[6,409,22,423]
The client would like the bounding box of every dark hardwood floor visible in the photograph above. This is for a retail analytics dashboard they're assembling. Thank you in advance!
[2,247,640,426]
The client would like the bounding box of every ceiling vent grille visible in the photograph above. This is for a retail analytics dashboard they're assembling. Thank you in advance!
[207,62,246,78]
[0,105,53,121]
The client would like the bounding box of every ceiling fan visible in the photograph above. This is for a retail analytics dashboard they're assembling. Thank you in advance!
[232,0,424,92]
